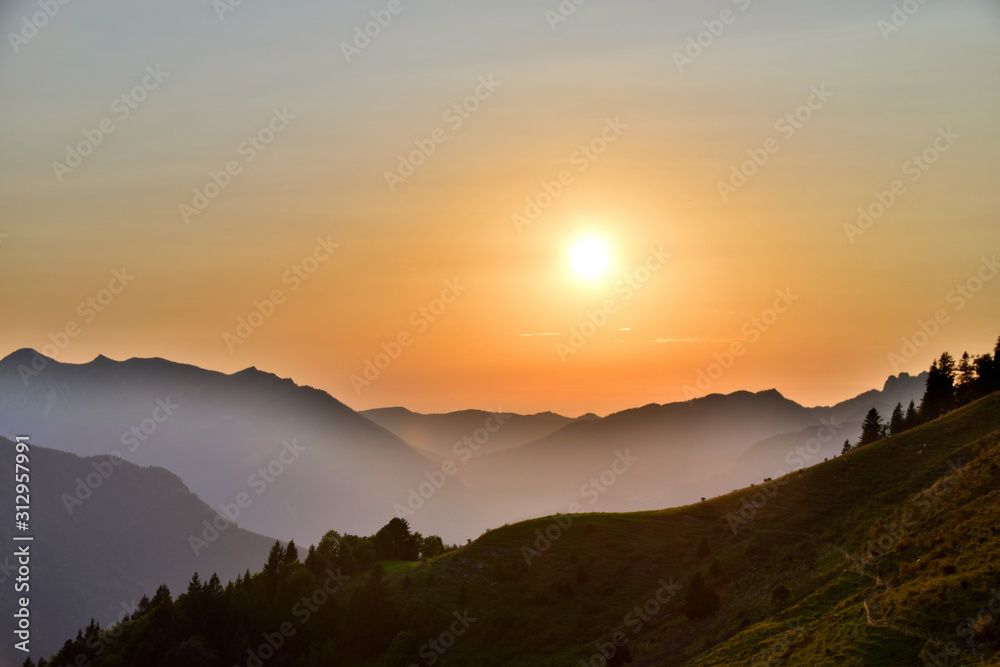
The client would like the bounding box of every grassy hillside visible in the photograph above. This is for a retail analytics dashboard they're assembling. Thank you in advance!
[369,391,1000,665]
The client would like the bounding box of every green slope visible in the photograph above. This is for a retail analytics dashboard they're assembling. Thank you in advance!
[372,392,1000,666]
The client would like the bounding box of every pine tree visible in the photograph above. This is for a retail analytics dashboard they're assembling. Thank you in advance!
[284,540,299,566]
[858,408,884,446]
[263,541,286,579]
[889,402,905,435]
[921,353,956,420]
[842,439,852,455]
[904,400,920,430]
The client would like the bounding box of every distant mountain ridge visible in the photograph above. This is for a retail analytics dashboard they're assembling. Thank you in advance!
[0,349,927,548]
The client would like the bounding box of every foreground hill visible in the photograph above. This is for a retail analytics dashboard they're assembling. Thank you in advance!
[0,439,275,665]
[34,392,1000,666]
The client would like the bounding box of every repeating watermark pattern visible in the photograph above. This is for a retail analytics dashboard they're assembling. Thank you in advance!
[845,127,959,244]
[512,117,627,233]
[394,412,508,518]
[61,397,180,514]
[726,416,845,534]
[385,75,501,192]
[179,107,296,224]
[223,236,340,352]
[673,0,752,73]
[212,0,251,22]
[350,278,467,394]
[545,0,589,31]
[340,0,416,63]
[52,65,170,182]
[522,449,638,564]
[189,439,307,556]
[579,577,681,666]
[7,0,73,54]
[877,0,933,41]
[717,85,834,202]
[887,254,998,372]
[238,568,351,667]
[16,268,136,386]
[556,245,670,362]
[862,458,966,563]
[413,610,478,666]
[681,288,799,398]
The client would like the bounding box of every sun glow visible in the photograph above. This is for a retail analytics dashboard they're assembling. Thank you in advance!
[569,238,612,280]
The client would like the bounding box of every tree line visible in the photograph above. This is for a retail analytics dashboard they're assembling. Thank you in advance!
[24,518,455,667]
[844,336,1000,453]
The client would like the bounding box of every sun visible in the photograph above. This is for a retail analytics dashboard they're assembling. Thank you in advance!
[569,237,612,280]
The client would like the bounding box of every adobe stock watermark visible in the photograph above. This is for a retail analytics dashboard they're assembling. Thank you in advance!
[673,0,752,73]
[544,0,589,31]
[556,245,670,362]
[189,439,307,556]
[717,85,833,202]
[238,568,351,667]
[887,254,997,372]
[350,278,467,394]
[384,75,501,192]
[212,0,252,22]
[52,65,170,182]
[845,127,959,244]
[580,578,681,667]
[512,117,627,233]
[179,107,296,224]
[522,449,639,565]
[727,416,844,534]
[681,288,799,399]
[16,267,136,388]
[61,398,180,514]
[394,412,509,519]
[223,236,340,352]
[7,0,73,54]
[340,0,416,63]
[413,610,478,666]
[877,0,933,41]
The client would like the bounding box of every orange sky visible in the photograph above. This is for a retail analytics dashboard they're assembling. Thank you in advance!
[1,0,999,415]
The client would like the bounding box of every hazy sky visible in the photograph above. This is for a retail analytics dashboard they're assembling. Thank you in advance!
[2,0,998,416]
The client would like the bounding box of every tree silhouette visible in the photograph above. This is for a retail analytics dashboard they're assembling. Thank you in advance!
[858,408,884,447]
[921,352,956,420]
[889,402,905,436]
[904,399,920,430]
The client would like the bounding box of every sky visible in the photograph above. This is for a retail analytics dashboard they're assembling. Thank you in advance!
[1,0,998,416]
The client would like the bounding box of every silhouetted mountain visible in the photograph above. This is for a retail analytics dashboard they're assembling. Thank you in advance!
[0,438,275,664]
[0,349,927,550]
[361,407,580,458]
[0,350,466,545]
[454,376,926,524]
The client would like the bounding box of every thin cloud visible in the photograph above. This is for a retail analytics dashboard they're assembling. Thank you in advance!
[650,337,737,344]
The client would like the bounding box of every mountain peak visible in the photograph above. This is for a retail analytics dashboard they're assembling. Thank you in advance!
[1,347,49,367]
